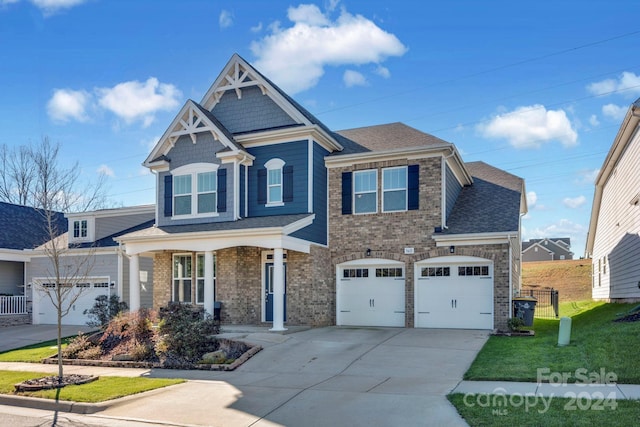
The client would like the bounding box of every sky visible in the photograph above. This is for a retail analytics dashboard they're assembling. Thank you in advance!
[1,0,639,257]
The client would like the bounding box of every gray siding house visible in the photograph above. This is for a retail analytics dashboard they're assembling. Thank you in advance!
[522,238,573,262]
[27,205,155,325]
[587,98,640,302]
[118,54,527,331]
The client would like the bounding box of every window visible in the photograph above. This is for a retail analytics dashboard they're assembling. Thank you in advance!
[196,253,216,305]
[171,164,219,217]
[421,267,450,277]
[264,158,285,206]
[343,268,369,278]
[376,268,403,278]
[73,220,88,239]
[382,167,407,212]
[354,170,377,214]
[173,254,192,303]
[458,266,490,276]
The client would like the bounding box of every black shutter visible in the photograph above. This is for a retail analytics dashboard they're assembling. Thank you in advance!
[257,169,267,205]
[217,168,227,212]
[408,164,419,210]
[164,175,173,217]
[341,171,352,215]
[283,165,293,202]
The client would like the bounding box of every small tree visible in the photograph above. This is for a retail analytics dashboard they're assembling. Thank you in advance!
[84,295,128,328]
[3,137,110,382]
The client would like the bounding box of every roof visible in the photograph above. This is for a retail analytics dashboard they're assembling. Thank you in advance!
[117,214,313,241]
[440,161,524,235]
[586,98,640,255]
[73,219,156,248]
[334,122,452,154]
[0,202,67,250]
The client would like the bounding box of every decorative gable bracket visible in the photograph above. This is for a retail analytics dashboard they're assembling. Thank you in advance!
[168,104,222,146]
[211,61,267,106]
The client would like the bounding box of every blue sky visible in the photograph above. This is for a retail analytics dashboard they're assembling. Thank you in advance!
[1,0,639,256]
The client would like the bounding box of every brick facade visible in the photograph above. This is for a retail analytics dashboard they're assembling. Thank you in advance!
[328,157,513,330]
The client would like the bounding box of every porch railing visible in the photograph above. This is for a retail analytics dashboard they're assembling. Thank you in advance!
[0,296,27,315]
[521,288,559,319]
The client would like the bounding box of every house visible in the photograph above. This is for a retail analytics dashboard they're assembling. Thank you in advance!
[26,205,156,325]
[522,238,573,262]
[0,202,66,326]
[117,54,526,331]
[586,98,640,302]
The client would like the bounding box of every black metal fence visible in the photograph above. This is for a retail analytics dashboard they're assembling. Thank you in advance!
[521,288,559,318]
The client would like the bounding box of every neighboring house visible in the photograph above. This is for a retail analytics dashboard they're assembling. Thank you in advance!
[117,54,526,331]
[0,202,66,326]
[586,98,640,302]
[522,238,573,262]
[27,205,155,325]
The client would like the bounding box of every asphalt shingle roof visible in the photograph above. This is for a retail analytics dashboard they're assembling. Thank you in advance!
[441,161,524,235]
[335,122,453,153]
[0,202,67,250]
[118,214,313,240]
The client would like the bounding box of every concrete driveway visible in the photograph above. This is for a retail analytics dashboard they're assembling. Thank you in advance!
[0,324,95,352]
[99,327,489,427]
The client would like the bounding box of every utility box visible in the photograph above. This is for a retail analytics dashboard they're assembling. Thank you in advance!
[513,296,537,327]
[213,301,222,321]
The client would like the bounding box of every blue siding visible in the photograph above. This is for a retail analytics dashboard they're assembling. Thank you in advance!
[211,86,297,134]
[292,142,329,245]
[157,133,235,227]
[247,141,308,217]
[446,164,463,220]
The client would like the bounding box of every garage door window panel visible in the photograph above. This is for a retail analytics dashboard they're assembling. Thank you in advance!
[343,268,369,278]
[354,170,377,214]
[458,266,490,277]
[421,267,450,277]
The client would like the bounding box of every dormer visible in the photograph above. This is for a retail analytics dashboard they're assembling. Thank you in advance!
[67,214,95,245]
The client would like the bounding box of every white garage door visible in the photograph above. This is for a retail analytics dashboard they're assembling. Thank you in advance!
[337,259,405,327]
[415,256,493,330]
[34,278,111,325]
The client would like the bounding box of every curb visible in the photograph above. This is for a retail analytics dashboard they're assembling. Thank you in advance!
[0,381,184,415]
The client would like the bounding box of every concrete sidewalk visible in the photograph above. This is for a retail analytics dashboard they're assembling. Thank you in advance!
[0,326,490,427]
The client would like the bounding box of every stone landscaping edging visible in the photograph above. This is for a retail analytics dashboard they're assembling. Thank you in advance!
[41,342,262,371]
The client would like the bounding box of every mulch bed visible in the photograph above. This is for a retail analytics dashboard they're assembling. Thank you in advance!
[614,312,640,322]
[15,374,98,392]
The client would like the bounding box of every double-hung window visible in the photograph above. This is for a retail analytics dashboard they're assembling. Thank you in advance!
[73,220,88,239]
[354,170,377,214]
[382,166,407,212]
[264,158,285,206]
[171,163,218,217]
[173,254,192,303]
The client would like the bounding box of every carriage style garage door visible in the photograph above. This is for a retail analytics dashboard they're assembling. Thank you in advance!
[414,256,494,330]
[34,278,112,325]
[337,259,405,327]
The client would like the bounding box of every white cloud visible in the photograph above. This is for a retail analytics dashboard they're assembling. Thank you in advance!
[526,191,537,208]
[343,70,367,87]
[250,4,407,94]
[477,104,578,149]
[563,195,587,209]
[523,219,586,243]
[589,114,600,127]
[219,10,233,29]
[576,168,600,185]
[587,71,640,98]
[375,65,391,79]
[47,88,90,122]
[96,164,114,177]
[97,78,181,127]
[2,0,88,15]
[250,22,263,33]
[602,103,627,121]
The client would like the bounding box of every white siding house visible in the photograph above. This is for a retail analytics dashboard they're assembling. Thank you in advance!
[586,98,640,302]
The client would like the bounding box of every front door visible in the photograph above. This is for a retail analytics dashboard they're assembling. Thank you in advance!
[264,263,287,322]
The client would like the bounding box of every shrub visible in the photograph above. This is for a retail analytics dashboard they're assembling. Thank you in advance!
[62,333,93,358]
[100,309,157,359]
[507,316,525,332]
[77,346,103,360]
[84,295,128,328]
[156,302,220,366]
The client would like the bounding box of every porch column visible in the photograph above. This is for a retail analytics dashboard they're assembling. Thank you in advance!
[204,250,214,316]
[129,254,140,312]
[270,247,287,331]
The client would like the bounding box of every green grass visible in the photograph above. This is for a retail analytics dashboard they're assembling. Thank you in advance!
[449,394,640,427]
[465,303,640,383]
[0,338,72,363]
[558,300,603,318]
[0,370,184,402]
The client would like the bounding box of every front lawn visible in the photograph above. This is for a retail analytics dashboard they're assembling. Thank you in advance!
[465,302,640,383]
[0,370,184,402]
[0,338,72,363]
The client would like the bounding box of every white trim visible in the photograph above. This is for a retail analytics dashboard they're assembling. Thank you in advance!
[0,249,33,262]
[441,156,447,228]
[69,217,94,244]
[308,139,313,213]
[353,169,378,214]
[261,249,288,324]
[381,166,408,213]
[234,125,342,153]
[244,164,249,218]
[326,146,451,168]
[338,258,404,267]
[233,159,240,220]
[66,204,155,220]
[415,255,492,265]
[171,163,220,219]
[265,158,285,205]
[432,231,518,246]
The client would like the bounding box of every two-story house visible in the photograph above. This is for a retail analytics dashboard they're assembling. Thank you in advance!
[27,205,155,325]
[117,54,526,332]
[522,238,573,262]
